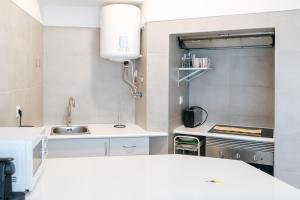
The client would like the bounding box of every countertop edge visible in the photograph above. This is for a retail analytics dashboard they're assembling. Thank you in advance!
[45,124,168,140]
[48,132,168,140]
[173,125,275,143]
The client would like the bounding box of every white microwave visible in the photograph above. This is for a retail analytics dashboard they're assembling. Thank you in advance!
[0,127,47,192]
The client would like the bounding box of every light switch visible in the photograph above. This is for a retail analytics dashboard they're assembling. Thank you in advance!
[179,96,183,105]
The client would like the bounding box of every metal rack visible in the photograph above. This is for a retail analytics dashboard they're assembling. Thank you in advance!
[174,135,204,156]
[177,67,212,86]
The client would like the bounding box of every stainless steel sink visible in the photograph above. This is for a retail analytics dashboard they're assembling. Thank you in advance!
[51,126,90,135]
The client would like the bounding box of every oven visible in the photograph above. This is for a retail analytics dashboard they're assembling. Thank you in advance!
[205,137,274,175]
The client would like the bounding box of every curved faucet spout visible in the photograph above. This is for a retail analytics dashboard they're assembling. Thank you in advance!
[67,97,75,126]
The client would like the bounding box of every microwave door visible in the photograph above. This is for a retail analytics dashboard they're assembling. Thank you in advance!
[32,140,43,176]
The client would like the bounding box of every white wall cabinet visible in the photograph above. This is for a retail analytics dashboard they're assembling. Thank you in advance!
[109,137,149,156]
[47,137,149,158]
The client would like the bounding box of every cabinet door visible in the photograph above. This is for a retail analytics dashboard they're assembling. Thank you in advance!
[47,138,109,158]
[109,137,149,156]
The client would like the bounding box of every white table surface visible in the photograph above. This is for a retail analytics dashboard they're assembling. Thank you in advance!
[26,155,300,200]
[46,124,168,139]
[174,123,275,143]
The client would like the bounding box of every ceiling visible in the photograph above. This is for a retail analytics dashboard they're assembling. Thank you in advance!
[40,0,143,7]
[40,0,103,6]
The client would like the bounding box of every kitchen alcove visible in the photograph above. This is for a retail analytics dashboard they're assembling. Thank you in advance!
[170,27,275,131]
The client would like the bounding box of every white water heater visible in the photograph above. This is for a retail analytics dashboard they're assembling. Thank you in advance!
[100,4,141,62]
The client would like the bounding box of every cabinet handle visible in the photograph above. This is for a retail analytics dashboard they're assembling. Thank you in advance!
[105,142,107,156]
[41,150,48,156]
[122,145,137,149]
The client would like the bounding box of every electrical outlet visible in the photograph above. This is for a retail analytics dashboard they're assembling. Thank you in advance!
[16,106,21,118]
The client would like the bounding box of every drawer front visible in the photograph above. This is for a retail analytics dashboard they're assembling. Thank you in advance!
[47,139,109,158]
[109,137,149,156]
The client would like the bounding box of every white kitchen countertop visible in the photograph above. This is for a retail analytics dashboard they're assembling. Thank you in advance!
[26,155,300,200]
[46,124,168,139]
[0,127,46,140]
[174,123,275,143]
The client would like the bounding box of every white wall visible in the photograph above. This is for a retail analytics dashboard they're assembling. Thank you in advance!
[144,0,300,22]
[11,0,43,23]
[40,0,300,27]
[43,27,135,125]
[41,0,144,28]
[42,5,99,27]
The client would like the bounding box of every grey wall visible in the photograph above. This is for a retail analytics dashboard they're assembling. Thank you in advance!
[135,29,147,129]
[168,35,189,152]
[189,48,275,128]
[135,27,169,155]
[0,0,43,127]
[274,11,300,189]
[43,27,135,125]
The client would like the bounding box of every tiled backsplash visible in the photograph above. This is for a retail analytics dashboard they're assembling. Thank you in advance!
[189,48,275,128]
[43,27,135,125]
[0,0,43,126]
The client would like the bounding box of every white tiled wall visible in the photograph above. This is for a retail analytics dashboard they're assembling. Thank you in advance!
[43,27,135,125]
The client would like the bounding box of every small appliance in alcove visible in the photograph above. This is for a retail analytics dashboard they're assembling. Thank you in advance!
[183,106,208,128]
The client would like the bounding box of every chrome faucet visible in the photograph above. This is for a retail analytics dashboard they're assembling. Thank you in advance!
[66,97,75,126]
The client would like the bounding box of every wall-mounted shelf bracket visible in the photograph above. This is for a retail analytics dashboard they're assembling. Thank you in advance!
[177,68,213,86]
